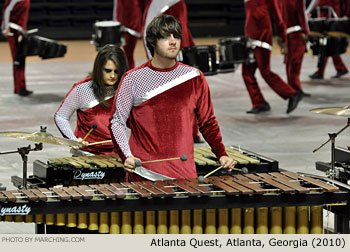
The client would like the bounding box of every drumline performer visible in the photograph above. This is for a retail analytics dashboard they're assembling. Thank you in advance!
[308,0,349,79]
[279,0,313,97]
[110,14,235,182]
[1,0,32,96]
[242,0,303,114]
[113,0,147,69]
[54,45,128,156]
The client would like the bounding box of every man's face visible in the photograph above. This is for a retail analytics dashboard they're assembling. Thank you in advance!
[154,34,181,60]
[102,59,118,86]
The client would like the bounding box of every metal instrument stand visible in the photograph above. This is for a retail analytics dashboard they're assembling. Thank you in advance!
[0,143,43,189]
[313,118,350,179]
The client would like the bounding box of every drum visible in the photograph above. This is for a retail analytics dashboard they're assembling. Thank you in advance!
[308,35,321,56]
[308,35,348,58]
[218,37,255,70]
[308,17,349,58]
[308,18,328,36]
[327,18,350,36]
[177,45,218,76]
[91,21,125,50]
[15,34,67,59]
[325,36,348,56]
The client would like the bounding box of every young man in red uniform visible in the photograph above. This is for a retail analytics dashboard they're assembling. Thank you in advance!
[142,0,195,58]
[1,0,32,96]
[242,0,302,114]
[110,14,235,182]
[280,0,310,96]
[142,0,203,143]
[309,0,349,79]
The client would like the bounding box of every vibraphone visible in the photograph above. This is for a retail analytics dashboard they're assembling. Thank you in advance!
[1,172,349,234]
[11,146,278,188]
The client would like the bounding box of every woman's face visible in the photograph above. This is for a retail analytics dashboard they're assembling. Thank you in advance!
[102,59,118,86]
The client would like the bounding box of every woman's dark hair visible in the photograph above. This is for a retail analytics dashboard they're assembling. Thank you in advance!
[146,14,182,57]
[91,44,128,108]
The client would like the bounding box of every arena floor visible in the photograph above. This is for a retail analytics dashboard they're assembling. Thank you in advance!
[0,38,349,233]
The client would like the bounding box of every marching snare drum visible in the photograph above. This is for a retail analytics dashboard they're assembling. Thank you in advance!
[308,36,348,58]
[327,18,350,36]
[91,21,125,50]
[308,18,328,36]
[177,45,218,76]
[218,37,255,70]
[325,36,349,56]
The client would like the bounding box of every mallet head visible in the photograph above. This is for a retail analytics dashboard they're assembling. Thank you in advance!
[180,154,188,161]
[134,159,141,167]
[241,167,248,174]
[197,175,205,183]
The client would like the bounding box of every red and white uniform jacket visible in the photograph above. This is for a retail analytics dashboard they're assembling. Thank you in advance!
[113,0,146,36]
[1,0,29,31]
[280,0,309,35]
[110,61,227,181]
[318,0,341,16]
[245,0,287,47]
[55,77,116,155]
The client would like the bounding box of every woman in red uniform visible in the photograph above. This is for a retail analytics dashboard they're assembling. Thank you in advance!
[242,0,302,114]
[1,0,32,96]
[54,45,128,155]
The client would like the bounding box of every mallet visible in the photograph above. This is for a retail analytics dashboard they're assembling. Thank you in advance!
[134,154,188,167]
[87,139,112,146]
[82,123,97,141]
[197,166,248,183]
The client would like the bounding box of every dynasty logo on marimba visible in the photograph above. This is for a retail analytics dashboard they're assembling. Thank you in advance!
[0,204,31,216]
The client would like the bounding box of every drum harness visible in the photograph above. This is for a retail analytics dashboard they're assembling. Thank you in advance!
[249,39,272,51]
[286,25,302,35]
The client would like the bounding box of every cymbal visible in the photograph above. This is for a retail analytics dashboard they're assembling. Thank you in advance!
[0,130,82,146]
[310,106,350,117]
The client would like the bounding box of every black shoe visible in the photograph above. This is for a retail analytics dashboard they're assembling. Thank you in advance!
[17,88,33,97]
[309,72,323,79]
[287,91,302,114]
[331,70,348,78]
[246,102,271,114]
[301,91,311,97]
[194,137,204,144]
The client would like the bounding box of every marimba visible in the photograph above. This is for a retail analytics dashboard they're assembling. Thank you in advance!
[2,172,349,234]
[11,146,278,188]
